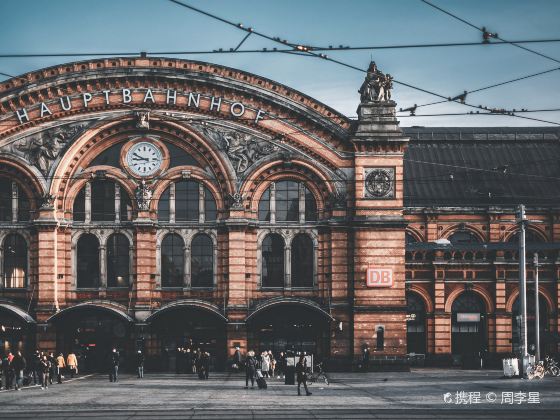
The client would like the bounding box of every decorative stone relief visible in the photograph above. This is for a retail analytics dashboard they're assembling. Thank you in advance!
[194,124,279,174]
[364,167,395,199]
[7,122,90,176]
[135,111,150,129]
[135,180,153,211]
[228,192,244,210]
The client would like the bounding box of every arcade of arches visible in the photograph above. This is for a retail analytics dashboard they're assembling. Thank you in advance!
[0,57,559,370]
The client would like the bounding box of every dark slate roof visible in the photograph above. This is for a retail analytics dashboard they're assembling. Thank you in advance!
[402,127,560,208]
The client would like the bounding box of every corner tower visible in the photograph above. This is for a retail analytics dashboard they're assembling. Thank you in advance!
[351,62,409,367]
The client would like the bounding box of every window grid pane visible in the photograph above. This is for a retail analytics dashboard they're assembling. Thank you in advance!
[161,234,184,287]
[3,234,27,288]
[0,180,12,222]
[175,181,199,221]
[77,234,100,288]
[275,181,299,222]
[304,186,317,221]
[291,234,313,287]
[191,234,213,287]
[158,187,170,221]
[258,188,270,221]
[204,186,217,221]
[107,234,130,287]
[91,180,116,221]
[262,234,284,287]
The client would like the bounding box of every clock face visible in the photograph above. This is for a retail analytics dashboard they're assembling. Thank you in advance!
[126,141,163,177]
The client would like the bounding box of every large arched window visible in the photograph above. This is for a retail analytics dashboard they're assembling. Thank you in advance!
[161,234,184,287]
[261,234,284,288]
[191,234,213,288]
[291,234,314,288]
[76,234,100,288]
[158,181,217,222]
[258,181,317,222]
[106,233,130,287]
[73,180,132,222]
[0,178,30,222]
[3,234,27,288]
[448,231,480,245]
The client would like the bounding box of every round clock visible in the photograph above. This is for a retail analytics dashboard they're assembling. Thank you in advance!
[125,141,163,177]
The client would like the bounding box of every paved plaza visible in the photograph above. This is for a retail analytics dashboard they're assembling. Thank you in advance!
[1,369,560,419]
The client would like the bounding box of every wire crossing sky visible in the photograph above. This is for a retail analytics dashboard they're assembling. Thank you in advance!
[0,0,559,127]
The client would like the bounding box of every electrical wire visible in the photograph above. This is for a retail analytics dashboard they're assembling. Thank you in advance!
[165,0,560,126]
[421,0,560,65]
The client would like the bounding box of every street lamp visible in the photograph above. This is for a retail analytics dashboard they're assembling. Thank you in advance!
[516,205,529,377]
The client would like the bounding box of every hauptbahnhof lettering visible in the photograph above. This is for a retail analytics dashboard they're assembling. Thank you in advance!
[0,57,558,371]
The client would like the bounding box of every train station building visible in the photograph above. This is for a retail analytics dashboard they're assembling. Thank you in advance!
[0,57,558,370]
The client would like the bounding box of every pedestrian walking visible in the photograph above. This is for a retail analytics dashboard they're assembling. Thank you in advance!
[361,344,370,372]
[12,351,27,391]
[185,349,192,374]
[66,351,78,378]
[277,351,286,378]
[108,348,120,382]
[261,351,270,378]
[268,350,275,378]
[2,353,11,389]
[202,351,210,379]
[47,352,56,385]
[296,355,312,396]
[40,355,51,390]
[232,346,242,372]
[55,353,65,384]
[136,350,145,378]
[245,350,257,389]
[31,350,41,385]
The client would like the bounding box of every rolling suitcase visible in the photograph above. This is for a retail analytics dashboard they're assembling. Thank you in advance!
[256,369,267,389]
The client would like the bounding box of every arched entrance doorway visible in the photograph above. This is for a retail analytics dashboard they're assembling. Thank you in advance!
[512,294,549,357]
[451,291,487,367]
[0,303,35,356]
[246,300,333,360]
[49,304,133,372]
[147,303,227,372]
[406,292,426,354]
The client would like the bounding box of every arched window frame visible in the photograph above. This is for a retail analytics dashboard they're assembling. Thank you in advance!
[0,178,31,223]
[73,179,132,223]
[155,229,217,290]
[258,180,318,223]
[157,180,217,223]
[258,229,318,290]
[289,233,317,289]
[0,232,30,289]
[159,232,186,288]
[190,233,215,289]
[106,233,132,288]
[72,229,134,290]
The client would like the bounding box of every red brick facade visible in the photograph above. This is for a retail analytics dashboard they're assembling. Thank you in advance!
[0,58,558,370]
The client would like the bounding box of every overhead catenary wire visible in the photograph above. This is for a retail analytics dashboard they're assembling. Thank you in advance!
[420,0,560,65]
[165,0,560,126]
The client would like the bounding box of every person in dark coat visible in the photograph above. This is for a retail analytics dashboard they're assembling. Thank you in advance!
[31,350,41,385]
[245,350,257,388]
[47,352,56,385]
[201,352,210,379]
[2,353,12,389]
[232,347,242,372]
[12,351,27,390]
[108,348,120,382]
[40,355,51,389]
[296,355,311,396]
[136,350,145,379]
[185,349,192,374]
[362,344,370,372]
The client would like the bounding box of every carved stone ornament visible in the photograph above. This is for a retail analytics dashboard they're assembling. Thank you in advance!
[135,111,150,129]
[364,168,395,199]
[135,180,153,211]
[327,190,347,210]
[358,61,393,103]
[7,122,89,176]
[195,125,279,174]
[228,192,244,209]
[40,193,56,209]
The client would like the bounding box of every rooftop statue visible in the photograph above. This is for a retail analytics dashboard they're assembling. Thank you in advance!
[359,61,393,103]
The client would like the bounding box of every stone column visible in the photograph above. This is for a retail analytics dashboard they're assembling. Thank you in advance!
[184,243,191,289]
[99,245,107,289]
[285,245,291,289]
[270,182,276,224]
[115,184,121,223]
[11,182,18,223]
[85,182,92,223]
[169,182,176,223]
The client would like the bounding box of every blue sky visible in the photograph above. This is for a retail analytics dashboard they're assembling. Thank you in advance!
[1,0,559,126]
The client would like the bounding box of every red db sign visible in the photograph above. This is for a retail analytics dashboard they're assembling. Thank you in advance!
[366,268,393,287]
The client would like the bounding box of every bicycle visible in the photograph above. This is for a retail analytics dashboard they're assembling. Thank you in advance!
[544,356,560,377]
[306,362,330,386]
[527,360,545,380]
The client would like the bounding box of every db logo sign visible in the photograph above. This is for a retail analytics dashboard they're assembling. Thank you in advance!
[366,268,393,288]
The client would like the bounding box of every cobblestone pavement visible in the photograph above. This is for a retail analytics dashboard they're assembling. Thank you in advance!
[1,369,559,419]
